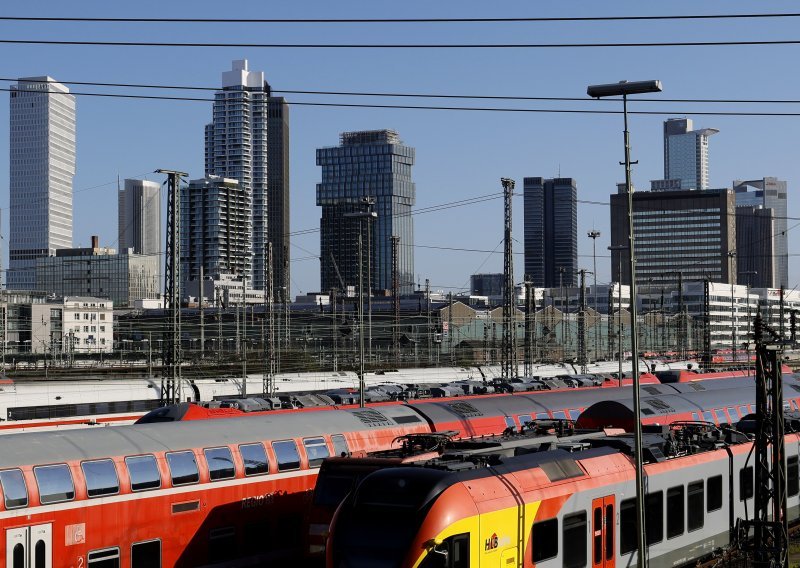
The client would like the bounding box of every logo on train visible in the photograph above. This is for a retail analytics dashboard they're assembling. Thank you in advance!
[485,533,499,551]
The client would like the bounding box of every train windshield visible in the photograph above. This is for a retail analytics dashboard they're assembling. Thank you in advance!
[331,468,450,568]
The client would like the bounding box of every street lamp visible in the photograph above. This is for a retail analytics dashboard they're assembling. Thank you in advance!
[608,245,627,385]
[588,78,662,568]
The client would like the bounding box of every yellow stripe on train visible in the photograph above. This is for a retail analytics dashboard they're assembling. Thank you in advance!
[412,501,542,567]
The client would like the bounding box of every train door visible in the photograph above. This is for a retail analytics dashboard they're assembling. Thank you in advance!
[5,523,52,568]
[591,496,615,568]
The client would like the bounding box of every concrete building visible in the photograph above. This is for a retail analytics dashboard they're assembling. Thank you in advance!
[8,76,76,289]
[205,59,290,291]
[317,130,416,295]
[180,176,252,290]
[662,118,719,190]
[35,237,160,307]
[56,297,114,353]
[610,187,737,288]
[734,177,788,287]
[523,177,578,288]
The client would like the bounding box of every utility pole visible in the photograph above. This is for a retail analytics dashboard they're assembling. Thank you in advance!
[284,245,290,353]
[157,168,186,406]
[524,277,534,377]
[363,197,375,364]
[677,271,686,361]
[588,229,601,360]
[241,275,247,398]
[391,236,400,366]
[199,265,204,359]
[741,312,788,567]
[500,177,517,380]
[264,243,275,396]
[703,278,711,366]
[447,292,455,365]
[577,269,591,373]
[330,287,338,372]
[425,279,432,365]
[358,233,366,407]
[216,286,222,364]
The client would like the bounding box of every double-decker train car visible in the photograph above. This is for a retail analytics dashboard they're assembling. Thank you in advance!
[327,422,800,568]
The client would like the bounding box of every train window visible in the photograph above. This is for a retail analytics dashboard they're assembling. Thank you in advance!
[562,511,587,568]
[707,475,723,511]
[738,405,749,417]
[88,547,120,568]
[208,527,236,563]
[34,464,75,504]
[645,491,663,545]
[740,466,754,501]
[450,533,469,568]
[0,468,28,509]
[273,440,301,471]
[666,486,684,539]
[166,451,200,486]
[536,413,550,420]
[691,412,699,421]
[531,518,558,562]
[125,455,161,492]
[714,409,727,424]
[620,498,636,554]
[239,443,269,476]
[331,434,350,457]
[82,459,120,498]
[727,407,738,419]
[204,447,235,481]
[504,416,515,429]
[788,456,799,497]
[303,437,331,468]
[519,414,532,425]
[688,481,704,531]
[553,411,567,420]
[132,540,161,568]
[569,409,582,421]
[702,411,714,422]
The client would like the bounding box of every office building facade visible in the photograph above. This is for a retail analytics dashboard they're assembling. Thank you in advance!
[736,206,775,289]
[8,76,76,289]
[317,130,416,295]
[663,118,718,190]
[35,237,160,307]
[119,179,161,257]
[610,188,736,289]
[734,177,788,287]
[470,273,505,298]
[180,176,252,288]
[205,60,290,292]
[523,177,578,288]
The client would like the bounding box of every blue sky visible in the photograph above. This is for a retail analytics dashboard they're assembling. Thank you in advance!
[2,1,799,296]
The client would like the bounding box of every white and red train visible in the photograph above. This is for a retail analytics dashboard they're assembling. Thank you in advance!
[0,372,797,567]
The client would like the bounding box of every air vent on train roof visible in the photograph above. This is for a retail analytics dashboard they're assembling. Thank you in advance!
[688,383,706,391]
[351,409,393,427]
[446,401,483,418]
[644,398,673,411]
[643,386,662,395]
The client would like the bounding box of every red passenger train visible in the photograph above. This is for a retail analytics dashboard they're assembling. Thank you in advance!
[0,374,794,567]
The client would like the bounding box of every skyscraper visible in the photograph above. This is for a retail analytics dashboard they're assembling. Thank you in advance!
[119,179,161,257]
[317,130,416,295]
[610,187,736,288]
[735,206,775,289]
[662,118,719,190]
[180,176,252,286]
[734,177,788,287]
[205,60,290,293]
[8,76,76,289]
[523,177,578,288]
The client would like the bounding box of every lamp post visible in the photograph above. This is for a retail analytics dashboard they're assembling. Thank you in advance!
[588,230,601,360]
[728,251,737,364]
[741,271,758,362]
[588,78,662,568]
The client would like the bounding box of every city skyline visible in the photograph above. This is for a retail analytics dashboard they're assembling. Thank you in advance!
[1,3,799,297]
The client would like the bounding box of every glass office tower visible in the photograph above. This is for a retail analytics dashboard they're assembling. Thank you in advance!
[316,130,416,295]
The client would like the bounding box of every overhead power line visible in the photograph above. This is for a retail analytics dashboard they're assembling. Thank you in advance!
[1,13,798,24]
[5,87,800,117]
[3,38,800,49]
[5,77,800,105]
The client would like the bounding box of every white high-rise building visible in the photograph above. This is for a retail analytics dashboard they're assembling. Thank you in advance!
[8,76,76,289]
[663,118,718,190]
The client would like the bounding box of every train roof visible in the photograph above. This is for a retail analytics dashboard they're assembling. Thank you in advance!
[0,404,425,469]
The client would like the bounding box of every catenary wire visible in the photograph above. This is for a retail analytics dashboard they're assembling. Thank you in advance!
[7,77,800,105]
[2,13,800,24]
[4,38,800,49]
